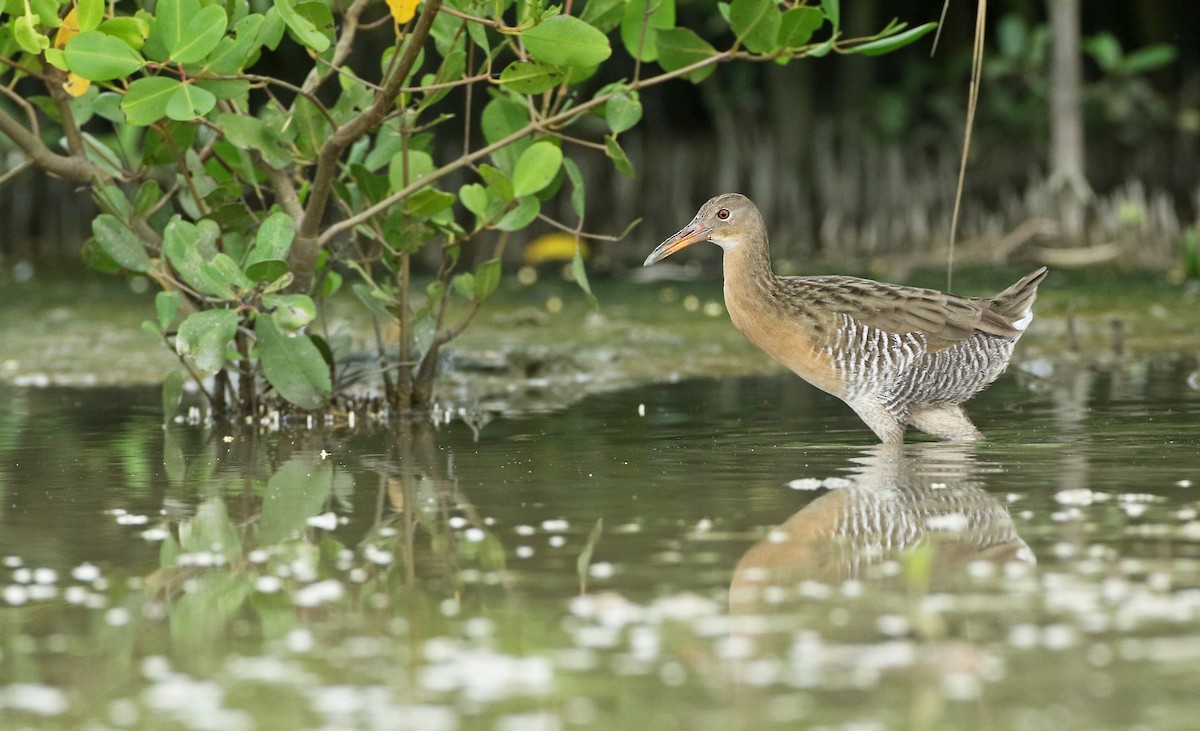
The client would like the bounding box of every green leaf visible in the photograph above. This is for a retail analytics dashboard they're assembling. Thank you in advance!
[14,14,50,54]
[730,0,781,54]
[162,369,184,422]
[604,89,642,134]
[295,2,335,50]
[495,197,539,231]
[620,0,675,62]
[656,28,718,83]
[77,0,104,31]
[64,31,144,81]
[134,180,164,217]
[511,141,563,198]
[605,136,635,178]
[156,291,181,331]
[206,13,264,74]
[473,258,502,301]
[1121,44,1177,74]
[481,97,532,173]
[176,309,237,372]
[95,183,133,220]
[168,4,227,63]
[92,214,151,272]
[479,164,515,203]
[387,149,434,193]
[207,253,253,292]
[256,316,330,409]
[563,157,585,219]
[850,22,936,56]
[581,0,626,34]
[121,76,180,126]
[272,0,330,52]
[571,248,598,308]
[778,6,823,49]
[452,272,475,300]
[821,0,839,30]
[245,211,294,281]
[98,17,151,50]
[217,112,291,168]
[165,83,216,121]
[257,455,336,544]
[459,183,489,222]
[164,217,233,298]
[405,188,456,218]
[499,61,567,94]
[522,15,612,67]
[263,293,316,332]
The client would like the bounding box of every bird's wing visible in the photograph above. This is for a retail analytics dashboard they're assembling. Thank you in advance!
[781,276,1019,352]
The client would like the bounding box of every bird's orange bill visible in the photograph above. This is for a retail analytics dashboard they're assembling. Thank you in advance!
[643,223,707,266]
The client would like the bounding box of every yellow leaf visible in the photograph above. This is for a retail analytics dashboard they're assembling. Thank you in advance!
[54,8,80,49]
[385,0,420,26]
[63,72,91,97]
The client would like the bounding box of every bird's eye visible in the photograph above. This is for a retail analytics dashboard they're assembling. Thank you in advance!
[716,208,730,220]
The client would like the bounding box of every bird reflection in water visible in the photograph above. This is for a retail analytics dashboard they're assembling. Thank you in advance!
[731,444,1034,608]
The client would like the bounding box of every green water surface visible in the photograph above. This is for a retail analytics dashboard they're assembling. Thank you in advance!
[1,354,1199,729]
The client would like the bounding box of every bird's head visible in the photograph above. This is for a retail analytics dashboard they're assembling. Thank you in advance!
[643,193,763,266]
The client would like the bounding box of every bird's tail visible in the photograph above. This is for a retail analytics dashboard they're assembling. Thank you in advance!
[989,267,1048,332]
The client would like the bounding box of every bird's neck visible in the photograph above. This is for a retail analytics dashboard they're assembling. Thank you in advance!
[721,235,779,315]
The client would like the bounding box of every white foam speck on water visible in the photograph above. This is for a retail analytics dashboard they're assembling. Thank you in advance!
[497,712,563,731]
[71,563,100,582]
[142,673,252,731]
[255,576,282,593]
[418,642,555,703]
[32,568,57,585]
[363,545,394,565]
[548,536,566,548]
[464,528,486,543]
[285,628,315,653]
[0,684,69,716]
[105,608,131,627]
[541,519,570,532]
[306,512,338,531]
[3,585,29,605]
[589,562,614,579]
[141,527,169,541]
[515,524,536,536]
[293,580,343,607]
[516,546,534,558]
[823,477,853,489]
[1054,488,1097,506]
[788,478,822,491]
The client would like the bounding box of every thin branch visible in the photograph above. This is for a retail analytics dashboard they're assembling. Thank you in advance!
[534,212,627,242]
[399,70,494,94]
[49,76,86,157]
[437,4,514,31]
[264,164,304,221]
[0,82,40,137]
[0,103,102,183]
[318,49,737,247]
[303,0,371,96]
[295,0,445,285]
[0,159,33,187]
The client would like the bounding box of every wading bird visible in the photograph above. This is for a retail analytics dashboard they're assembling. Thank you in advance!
[643,193,1047,443]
